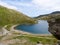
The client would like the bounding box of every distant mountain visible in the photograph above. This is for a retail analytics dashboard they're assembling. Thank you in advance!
[51,11,60,14]
[35,14,48,18]
[0,5,36,26]
[35,11,60,20]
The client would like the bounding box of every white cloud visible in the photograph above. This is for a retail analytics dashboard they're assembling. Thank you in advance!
[19,3,31,6]
[0,0,60,17]
[0,0,60,12]
[12,2,32,7]
[0,0,17,10]
[32,0,60,11]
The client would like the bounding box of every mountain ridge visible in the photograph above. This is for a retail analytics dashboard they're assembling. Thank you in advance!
[35,11,60,20]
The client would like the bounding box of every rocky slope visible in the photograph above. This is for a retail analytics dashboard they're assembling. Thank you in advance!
[48,18,60,40]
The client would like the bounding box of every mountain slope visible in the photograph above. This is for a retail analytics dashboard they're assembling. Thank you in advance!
[35,11,60,20]
[0,6,36,26]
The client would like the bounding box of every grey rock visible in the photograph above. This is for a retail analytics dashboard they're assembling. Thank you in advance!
[48,18,60,40]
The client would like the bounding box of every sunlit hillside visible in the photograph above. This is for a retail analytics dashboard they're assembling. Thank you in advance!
[0,6,36,27]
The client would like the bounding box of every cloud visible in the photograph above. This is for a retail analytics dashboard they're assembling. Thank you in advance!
[1,0,32,7]
[10,2,32,7]
[0,0,60,17]
[32,0,60,11]
[0,0,17,10]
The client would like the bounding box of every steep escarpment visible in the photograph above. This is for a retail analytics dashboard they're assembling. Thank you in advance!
[48,17,60,40]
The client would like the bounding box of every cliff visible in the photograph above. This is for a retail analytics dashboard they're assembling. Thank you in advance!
[48,18,60,40]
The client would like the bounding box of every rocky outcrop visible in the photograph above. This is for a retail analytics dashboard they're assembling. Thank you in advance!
[48,18,60,40]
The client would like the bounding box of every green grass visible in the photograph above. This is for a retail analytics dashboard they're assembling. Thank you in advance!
[6,35,57,45]
[0,6,37,27]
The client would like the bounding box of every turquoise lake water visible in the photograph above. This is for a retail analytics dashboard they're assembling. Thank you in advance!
[16,20,50,34]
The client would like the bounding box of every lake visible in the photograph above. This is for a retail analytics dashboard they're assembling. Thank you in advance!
[16,20,50,34]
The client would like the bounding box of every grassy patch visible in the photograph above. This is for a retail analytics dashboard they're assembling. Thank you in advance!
[7,35,57,44]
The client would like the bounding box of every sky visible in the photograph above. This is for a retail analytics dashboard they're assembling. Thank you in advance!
[0,0,60,17]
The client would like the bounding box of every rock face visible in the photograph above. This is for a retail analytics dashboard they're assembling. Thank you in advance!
[48,18,60,40]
